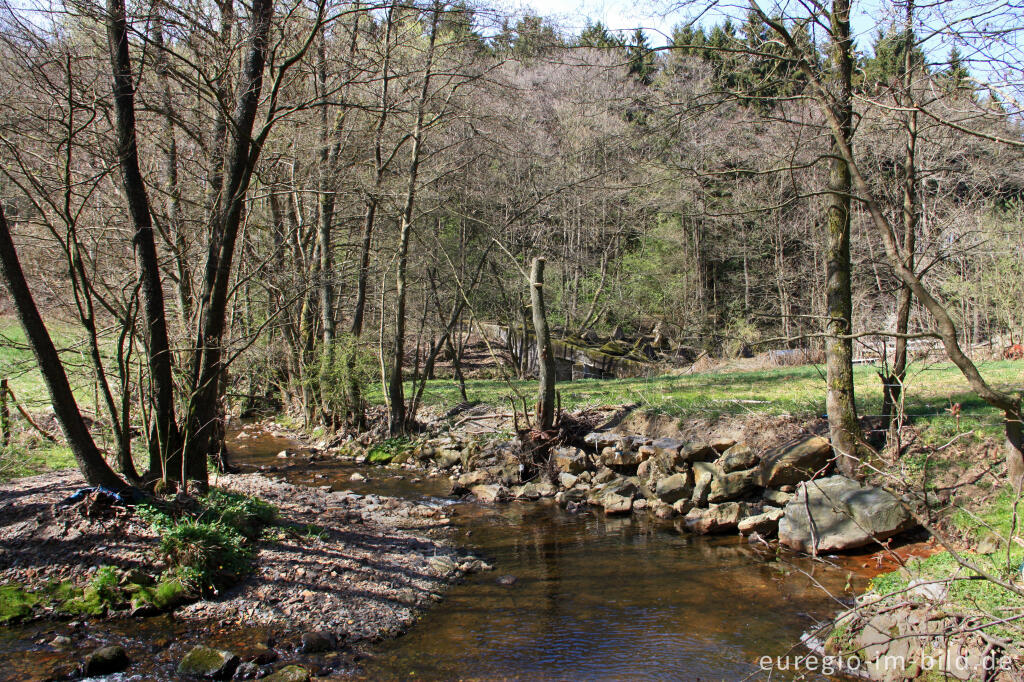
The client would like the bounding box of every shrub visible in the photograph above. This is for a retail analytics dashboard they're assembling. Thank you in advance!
[157,518,251,595]
[304,334,377,420]
[201,489,276,539]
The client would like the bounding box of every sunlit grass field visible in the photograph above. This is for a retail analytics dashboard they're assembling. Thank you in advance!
[404,359,1022,439]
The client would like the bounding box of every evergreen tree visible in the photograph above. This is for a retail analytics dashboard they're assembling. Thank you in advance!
[578,20,621,48]
[626,28,656,84]
[944,46,970,89]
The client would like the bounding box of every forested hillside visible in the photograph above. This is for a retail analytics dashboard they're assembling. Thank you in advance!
[1,0,1022,479]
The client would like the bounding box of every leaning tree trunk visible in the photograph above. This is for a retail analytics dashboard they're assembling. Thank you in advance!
[761,3,1024,489]
[824,0,867,478]
[0,204,127,491]
[531,257,556,432]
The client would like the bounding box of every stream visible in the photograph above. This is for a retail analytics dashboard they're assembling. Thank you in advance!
[235,430,862,681]
[0,429,867,680]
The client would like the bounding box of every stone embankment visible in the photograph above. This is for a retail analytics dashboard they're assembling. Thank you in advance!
[385,426,918,554]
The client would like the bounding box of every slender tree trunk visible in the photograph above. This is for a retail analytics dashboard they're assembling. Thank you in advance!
[531,257,556,431]
[823,0,866,477]
[387,5,438,435]
[882,0,918,441]
[185,0,274,485]
[0,204,127,491]
[105,0,181,480]
[151,6,193,328]
[1,379,9,447]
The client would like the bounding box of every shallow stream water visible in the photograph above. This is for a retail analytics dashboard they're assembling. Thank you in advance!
[1,429,866,680]
[236,430,861,681]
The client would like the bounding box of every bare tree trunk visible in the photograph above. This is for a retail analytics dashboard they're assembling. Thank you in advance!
[882,0,918,440]
[105,0,181,480]
[823,0,866,478]
[531,257,556,431]
[0,204,127,491]
[185,0,275,485]
[151,5,193,328]
[387,4,439,435]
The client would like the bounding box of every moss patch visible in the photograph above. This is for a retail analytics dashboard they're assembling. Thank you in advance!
[0,584,38,623]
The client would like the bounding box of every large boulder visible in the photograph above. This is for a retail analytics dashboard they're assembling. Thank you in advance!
[778,476,917,553]
[707,468,758,503]
[655,472,693,504]
[718,443,758,472]
[756,436,832,488]
[552,447,588,474]
[683,502,746,534]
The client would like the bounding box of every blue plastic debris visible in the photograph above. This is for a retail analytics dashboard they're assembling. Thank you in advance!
[60,486,127,506]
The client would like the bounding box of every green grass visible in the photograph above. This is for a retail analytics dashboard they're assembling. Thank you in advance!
[390,359,1021,441]
[0,443,76,482]
[0,316,101,411]
[865,486,1024,640]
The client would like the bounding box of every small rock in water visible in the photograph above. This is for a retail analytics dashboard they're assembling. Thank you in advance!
[233,661,261,679]
[350,472,366,482]
[299,631,337,653]
[262,665,312,682]
[83,645,130,676]
[50,635,72,649]
[277,450,291,459]
[496,575,517,586]
[178,645,240,679]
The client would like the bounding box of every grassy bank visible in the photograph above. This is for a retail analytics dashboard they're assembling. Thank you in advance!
[404,359,1021,442]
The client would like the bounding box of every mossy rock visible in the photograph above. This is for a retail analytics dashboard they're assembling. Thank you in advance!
[263,665,312,682]
[130,577,188,612]
[177,645,239,679]
[599,341,627,356]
